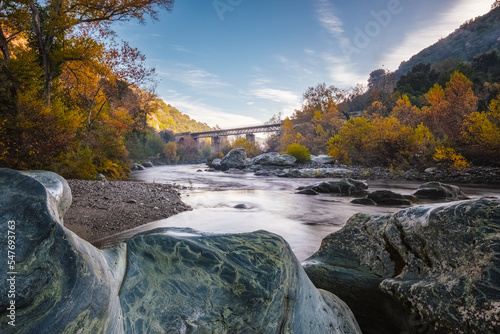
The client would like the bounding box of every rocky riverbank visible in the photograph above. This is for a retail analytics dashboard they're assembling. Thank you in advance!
[64,180,192,243]
[208,149,500,185]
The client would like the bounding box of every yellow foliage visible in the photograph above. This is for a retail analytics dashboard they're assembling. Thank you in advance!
[232,138,261,158]
[433,146,470,171]
[391,95,422,127]
[284,143,311,163]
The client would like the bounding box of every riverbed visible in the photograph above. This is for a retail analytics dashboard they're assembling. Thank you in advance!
[95,164,500,261]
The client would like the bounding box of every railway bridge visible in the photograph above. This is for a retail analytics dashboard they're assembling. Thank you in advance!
[174,123,283,153]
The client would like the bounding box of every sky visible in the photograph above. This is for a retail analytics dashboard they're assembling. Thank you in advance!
[113,0,494,128]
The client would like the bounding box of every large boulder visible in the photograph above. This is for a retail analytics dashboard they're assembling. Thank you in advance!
[303,198,500,334]
[0,168,361,334]
[296,178,368,195]
[252,152,297,166]
[412,181,468,200]
[219,148,249,170]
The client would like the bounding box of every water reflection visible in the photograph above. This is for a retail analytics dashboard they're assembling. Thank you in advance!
[95,165,500,261]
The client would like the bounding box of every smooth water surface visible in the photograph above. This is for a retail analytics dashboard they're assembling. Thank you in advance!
[96,165,500,261]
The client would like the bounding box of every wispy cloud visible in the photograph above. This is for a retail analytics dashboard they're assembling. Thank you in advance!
[314,0,344,36]
[314,0,349,46]
[251,88,300,105]
[250,88,302,117]
[155,64,230,90]
[171,44,193,53]
[382,0,493,70]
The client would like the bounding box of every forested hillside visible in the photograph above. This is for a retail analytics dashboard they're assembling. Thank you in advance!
[148,100,211,133]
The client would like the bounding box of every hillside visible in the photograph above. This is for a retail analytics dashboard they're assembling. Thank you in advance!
[148,99,212,133]
[395,6,500,77]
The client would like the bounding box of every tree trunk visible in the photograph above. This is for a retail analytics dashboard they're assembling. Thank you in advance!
[0,26,11,63]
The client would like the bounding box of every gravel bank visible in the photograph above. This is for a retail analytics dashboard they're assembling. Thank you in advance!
[64,180,191,244]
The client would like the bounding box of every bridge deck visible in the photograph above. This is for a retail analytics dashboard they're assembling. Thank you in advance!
[175,123,283,139]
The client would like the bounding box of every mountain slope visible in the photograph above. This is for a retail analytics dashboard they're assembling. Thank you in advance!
[148,99,212,133]
[395,6,500,77]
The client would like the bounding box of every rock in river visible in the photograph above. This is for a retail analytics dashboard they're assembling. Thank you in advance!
[219,148,249,170]
[412,181,468,200]
[0,168,361,334]
[303,198,500,334]
[252,152,297,166]
[297,178,368,196]
[367,190,412,206]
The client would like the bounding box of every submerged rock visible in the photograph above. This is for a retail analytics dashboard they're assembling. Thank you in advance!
[412,181,468,200]
[303,198,500,334]
[0,168,361,334]
[367,190,412,206]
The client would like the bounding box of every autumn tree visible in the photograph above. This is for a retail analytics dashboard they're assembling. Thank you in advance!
[232,138,261,158]
[4,0,175,105]
[461,93,500,164]
[390,95,423,127]
[421,71,478,142]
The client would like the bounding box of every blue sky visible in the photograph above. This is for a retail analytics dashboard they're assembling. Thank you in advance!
[113,0,493,128]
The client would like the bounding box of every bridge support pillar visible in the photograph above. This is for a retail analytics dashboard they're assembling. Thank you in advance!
[212,136,222,154]
[246,133,256,143]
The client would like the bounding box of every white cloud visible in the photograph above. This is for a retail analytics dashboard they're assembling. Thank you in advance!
[382,0,493,70]
[250,88,302,117]
[162,92,261,128]
[251,88,300,105]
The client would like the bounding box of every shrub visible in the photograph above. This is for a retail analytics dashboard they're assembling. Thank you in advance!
[284,143,311,163]
[433,146,471,171]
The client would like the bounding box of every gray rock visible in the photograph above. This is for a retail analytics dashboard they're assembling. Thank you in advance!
[233,203,248,209]
[303,198,500,334]
[412,182,468,200]
[252,152,297,166]
[211,158,222,168]
[367,190,412,206]
[299,178,368,196]
[311,155,334,164]
[131,163,146,171]
[142,161,154,168]
[0,168,361,334]
[424,167,438,174]
[220,148,249,170]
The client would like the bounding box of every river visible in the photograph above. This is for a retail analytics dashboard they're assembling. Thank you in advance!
[97,164,500,261]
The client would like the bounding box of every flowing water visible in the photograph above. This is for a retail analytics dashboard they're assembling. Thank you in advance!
[96,164,500,261]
